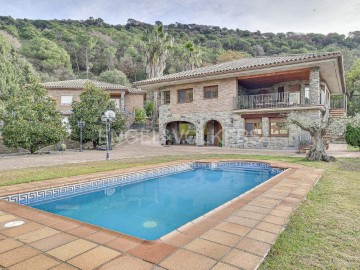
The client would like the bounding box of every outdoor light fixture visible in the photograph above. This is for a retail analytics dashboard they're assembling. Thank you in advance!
[77,120,85,152]
[101,110,116,160]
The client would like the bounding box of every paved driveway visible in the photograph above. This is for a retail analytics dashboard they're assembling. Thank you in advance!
[0,140,358,170]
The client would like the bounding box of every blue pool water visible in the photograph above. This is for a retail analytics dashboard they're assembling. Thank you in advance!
[30,166,280,240]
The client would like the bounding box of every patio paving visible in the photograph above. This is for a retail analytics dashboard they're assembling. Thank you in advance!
[0,159,323,269]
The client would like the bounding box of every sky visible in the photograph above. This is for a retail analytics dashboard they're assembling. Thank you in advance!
[0,0,359,34]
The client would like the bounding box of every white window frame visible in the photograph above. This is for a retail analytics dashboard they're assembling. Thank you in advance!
[61,95,73,106]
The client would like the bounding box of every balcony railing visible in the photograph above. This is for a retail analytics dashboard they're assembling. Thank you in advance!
[330,94,347,109]
[234,92,303,110]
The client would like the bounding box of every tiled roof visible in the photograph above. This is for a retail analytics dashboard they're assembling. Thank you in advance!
[134,52,342,86]
[42,79,146,94]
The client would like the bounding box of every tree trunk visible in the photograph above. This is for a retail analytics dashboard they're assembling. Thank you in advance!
[307,129,335,162]
[92,141,97,149]
[74,52,80,72]
[85,47,89,78]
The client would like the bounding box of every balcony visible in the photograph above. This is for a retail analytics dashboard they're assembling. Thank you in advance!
[234,92,305,110]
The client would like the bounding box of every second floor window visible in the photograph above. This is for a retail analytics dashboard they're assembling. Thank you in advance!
[61,95,73,106]
[163,91,170,104]
[204,85,218,99]
[178,89,193,103]
[304,84,310,105]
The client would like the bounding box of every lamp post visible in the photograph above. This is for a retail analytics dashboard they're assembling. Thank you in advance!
[101,110,115,160]
[77,120,85,152]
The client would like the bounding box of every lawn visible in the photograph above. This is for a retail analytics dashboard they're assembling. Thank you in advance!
[0,154,359,269]
[259,158,360,269]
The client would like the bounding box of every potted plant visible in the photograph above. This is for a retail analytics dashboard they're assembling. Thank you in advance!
[165,131,175,145]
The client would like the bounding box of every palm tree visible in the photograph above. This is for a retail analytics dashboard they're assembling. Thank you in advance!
[145,23,173,79]
[182,41,202,71]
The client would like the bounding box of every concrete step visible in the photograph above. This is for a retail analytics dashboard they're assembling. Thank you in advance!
[329,109,346,118]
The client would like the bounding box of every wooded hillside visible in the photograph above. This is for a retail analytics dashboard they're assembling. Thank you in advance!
[0,16,360,83]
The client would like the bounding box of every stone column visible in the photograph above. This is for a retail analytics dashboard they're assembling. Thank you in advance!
[262,117,269,137]
[196,123,204,146]
[153,90,159,129]
[120,91,125,112]
[309,67,320,105]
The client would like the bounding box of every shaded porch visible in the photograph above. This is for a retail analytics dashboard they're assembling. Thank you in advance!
[165,121,196,145]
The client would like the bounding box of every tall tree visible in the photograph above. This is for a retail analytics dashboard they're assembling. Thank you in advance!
[144,23,173,79]
[1,80,66,153]
[346,59,360,115]
[103,46,117,70]
[68,82,125,148]
[0,35,35,109]
[181,41,202,71]
[20,37,72,74]
[77,34,96,78]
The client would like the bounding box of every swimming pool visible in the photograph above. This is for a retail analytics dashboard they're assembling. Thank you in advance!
[2,161,283,240]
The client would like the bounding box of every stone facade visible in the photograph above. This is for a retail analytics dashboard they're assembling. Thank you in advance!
[157,67,327,150]
[309,67,321,105]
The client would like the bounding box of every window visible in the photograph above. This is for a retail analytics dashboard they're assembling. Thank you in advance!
[304,84,310,105]
[270,118,288,136]
[320,85,325,105]
[163,91,170,104]
[245,119,262,136]
[204,85,218,99]
[61,96,73,106]
[178,89,193,103]
[111,98,120,110]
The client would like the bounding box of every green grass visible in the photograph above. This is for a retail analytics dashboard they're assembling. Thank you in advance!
[0,154,302,187]
[1,154,359,269]
[260,158,360,269]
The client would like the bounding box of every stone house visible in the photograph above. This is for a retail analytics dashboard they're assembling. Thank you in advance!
[42,79,146,126]
[134,52,346,149]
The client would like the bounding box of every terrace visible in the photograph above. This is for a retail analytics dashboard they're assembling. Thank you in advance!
[234,91,303,110]
[233,68,346,112]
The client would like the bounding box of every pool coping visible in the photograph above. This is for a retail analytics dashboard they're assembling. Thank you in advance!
[0,159,323,270]
[0,160,285,241]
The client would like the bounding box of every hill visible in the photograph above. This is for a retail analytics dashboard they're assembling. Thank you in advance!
[0,16,359,83]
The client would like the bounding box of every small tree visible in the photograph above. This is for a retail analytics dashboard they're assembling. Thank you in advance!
[287,104,335,162]
[134,108,146,125]
[69,82,125,148]
[1,80,66,153]
[346,125,360,150]
[345,114,360,150]
[144,100,154,117]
